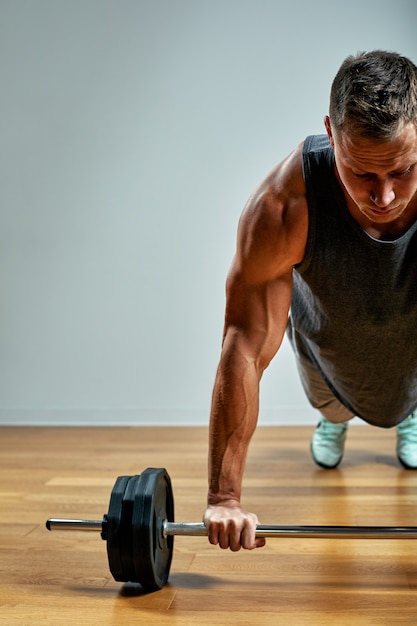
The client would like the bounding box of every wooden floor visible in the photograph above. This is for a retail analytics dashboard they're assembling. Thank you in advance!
[1,425,417,625]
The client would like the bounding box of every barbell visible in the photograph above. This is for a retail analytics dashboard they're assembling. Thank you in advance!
[46,467,417,592]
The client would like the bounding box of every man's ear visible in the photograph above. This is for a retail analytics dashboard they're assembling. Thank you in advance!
[324,116,335,148]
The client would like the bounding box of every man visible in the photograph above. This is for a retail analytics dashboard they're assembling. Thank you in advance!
[203,50,417,552]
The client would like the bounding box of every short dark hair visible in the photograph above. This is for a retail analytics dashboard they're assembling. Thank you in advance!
[329,50,417,140]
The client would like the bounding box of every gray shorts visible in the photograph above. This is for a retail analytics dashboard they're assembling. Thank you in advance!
[286,318,355,424]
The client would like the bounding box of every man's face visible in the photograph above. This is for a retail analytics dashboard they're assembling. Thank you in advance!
[325,117,417,231]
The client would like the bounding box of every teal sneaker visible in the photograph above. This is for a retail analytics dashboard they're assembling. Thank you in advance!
[311,416,348,469]
[397,412,417,469]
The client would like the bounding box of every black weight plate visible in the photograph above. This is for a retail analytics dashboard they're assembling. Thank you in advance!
[118,475,141,582]
[132,467,174,591]
[105,475,131,582]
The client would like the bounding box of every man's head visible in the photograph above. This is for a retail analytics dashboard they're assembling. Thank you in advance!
[324,52,417,233]
[328,50,417,141]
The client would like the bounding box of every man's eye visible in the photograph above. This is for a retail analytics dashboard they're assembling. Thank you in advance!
[395,166,414,177]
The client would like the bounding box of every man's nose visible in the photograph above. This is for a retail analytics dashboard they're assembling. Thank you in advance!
[370,179,395,208]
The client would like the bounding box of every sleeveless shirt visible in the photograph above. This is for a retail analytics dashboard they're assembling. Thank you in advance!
[290,134,417,427]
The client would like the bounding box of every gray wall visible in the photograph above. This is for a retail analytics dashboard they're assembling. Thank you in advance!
[1,0,416,425]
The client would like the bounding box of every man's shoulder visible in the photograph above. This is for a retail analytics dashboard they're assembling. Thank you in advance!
[236,143,309,274]
[254,141,308,225]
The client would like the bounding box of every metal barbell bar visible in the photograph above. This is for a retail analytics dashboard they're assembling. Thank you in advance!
[47,518,417,540]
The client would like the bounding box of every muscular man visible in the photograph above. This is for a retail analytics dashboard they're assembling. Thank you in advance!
[204,50,417,551]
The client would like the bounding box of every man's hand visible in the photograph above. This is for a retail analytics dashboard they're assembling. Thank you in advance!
[203,503,266,551]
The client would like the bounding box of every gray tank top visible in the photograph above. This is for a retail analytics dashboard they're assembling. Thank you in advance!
[290,134,417,427]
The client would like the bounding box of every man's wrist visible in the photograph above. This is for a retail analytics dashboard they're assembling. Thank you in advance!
[207,495,241,508]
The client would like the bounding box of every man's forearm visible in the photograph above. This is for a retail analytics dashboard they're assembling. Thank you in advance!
[207,347,261,505]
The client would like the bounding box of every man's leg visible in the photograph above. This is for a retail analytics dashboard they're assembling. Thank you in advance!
[287,323,354,468]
